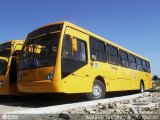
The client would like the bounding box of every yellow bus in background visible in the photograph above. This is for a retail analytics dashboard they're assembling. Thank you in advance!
[18,21,152,100]
[0,40,23,95]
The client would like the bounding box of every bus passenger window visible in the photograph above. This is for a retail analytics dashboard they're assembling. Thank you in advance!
[62,35,72,59]
[62,34,87,62]
[128,54,137,70]
[146,61,151,72]
[119,50,129,67]
[136,57,142,71]
[75,40,87,61]
[0,60,7,75]
[142,60,147,72]
[106,44,119,65]
[90,37,106,62]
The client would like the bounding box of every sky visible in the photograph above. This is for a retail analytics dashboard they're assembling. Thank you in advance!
[0,0,160,76]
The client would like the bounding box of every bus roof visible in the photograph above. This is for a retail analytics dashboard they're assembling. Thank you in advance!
[0,40,23,45]
[28,21,149,61]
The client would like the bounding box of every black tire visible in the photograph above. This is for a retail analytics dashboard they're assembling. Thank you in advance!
[86,80,106,100]
[140,81,145,93]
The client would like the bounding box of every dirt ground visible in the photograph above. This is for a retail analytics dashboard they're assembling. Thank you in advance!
[39,90,160,120]
[32,85,160,120]
[2,84,160,120]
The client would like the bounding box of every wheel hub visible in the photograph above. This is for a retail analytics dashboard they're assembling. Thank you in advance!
[92,84,102,98]
[141,84,144,92]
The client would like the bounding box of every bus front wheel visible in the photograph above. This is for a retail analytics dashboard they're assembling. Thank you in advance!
[86,80,106,100]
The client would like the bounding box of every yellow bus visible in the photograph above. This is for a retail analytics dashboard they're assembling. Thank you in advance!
[0,40,23,95]
[18,21,152,100]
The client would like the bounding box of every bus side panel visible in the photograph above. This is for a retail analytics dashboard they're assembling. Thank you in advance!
[106,64,120,91]
[131,71,141,90]
[132,71,152,90]
[146,72,152,89]
[118,67,131,90]
[61,27,93,93]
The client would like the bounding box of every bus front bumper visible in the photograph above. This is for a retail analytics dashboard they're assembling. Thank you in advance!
[18,80,62,93]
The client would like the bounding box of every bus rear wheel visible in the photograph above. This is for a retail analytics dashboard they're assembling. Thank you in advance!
[140,81,145,93]
[86,80,106,100]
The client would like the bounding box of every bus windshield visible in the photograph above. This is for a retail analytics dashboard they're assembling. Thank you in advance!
[20,32,60,69]
[0,59,7,75]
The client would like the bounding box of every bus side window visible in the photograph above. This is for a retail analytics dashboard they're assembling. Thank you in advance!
[62,34,87,62]
[62,35,72,59]
[146,61,151,72]
[0,60,7,75]
[128,54,137,70]
[90,37,106,62]
[142,60,147,72]
[136,57,142,71]
[106,44,119,65]
[119,50,129,68]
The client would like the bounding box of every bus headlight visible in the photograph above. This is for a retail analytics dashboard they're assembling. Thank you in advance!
[45,72,54,80]
[0,80,4,87]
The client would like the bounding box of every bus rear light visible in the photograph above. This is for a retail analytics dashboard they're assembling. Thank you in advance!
[45,71,54,80]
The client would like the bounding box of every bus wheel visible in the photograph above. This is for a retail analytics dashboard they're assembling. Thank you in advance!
[86,80,106,100]
[140,81,145,93]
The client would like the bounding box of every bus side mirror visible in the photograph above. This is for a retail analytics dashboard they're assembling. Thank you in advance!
[70,36,78,52]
